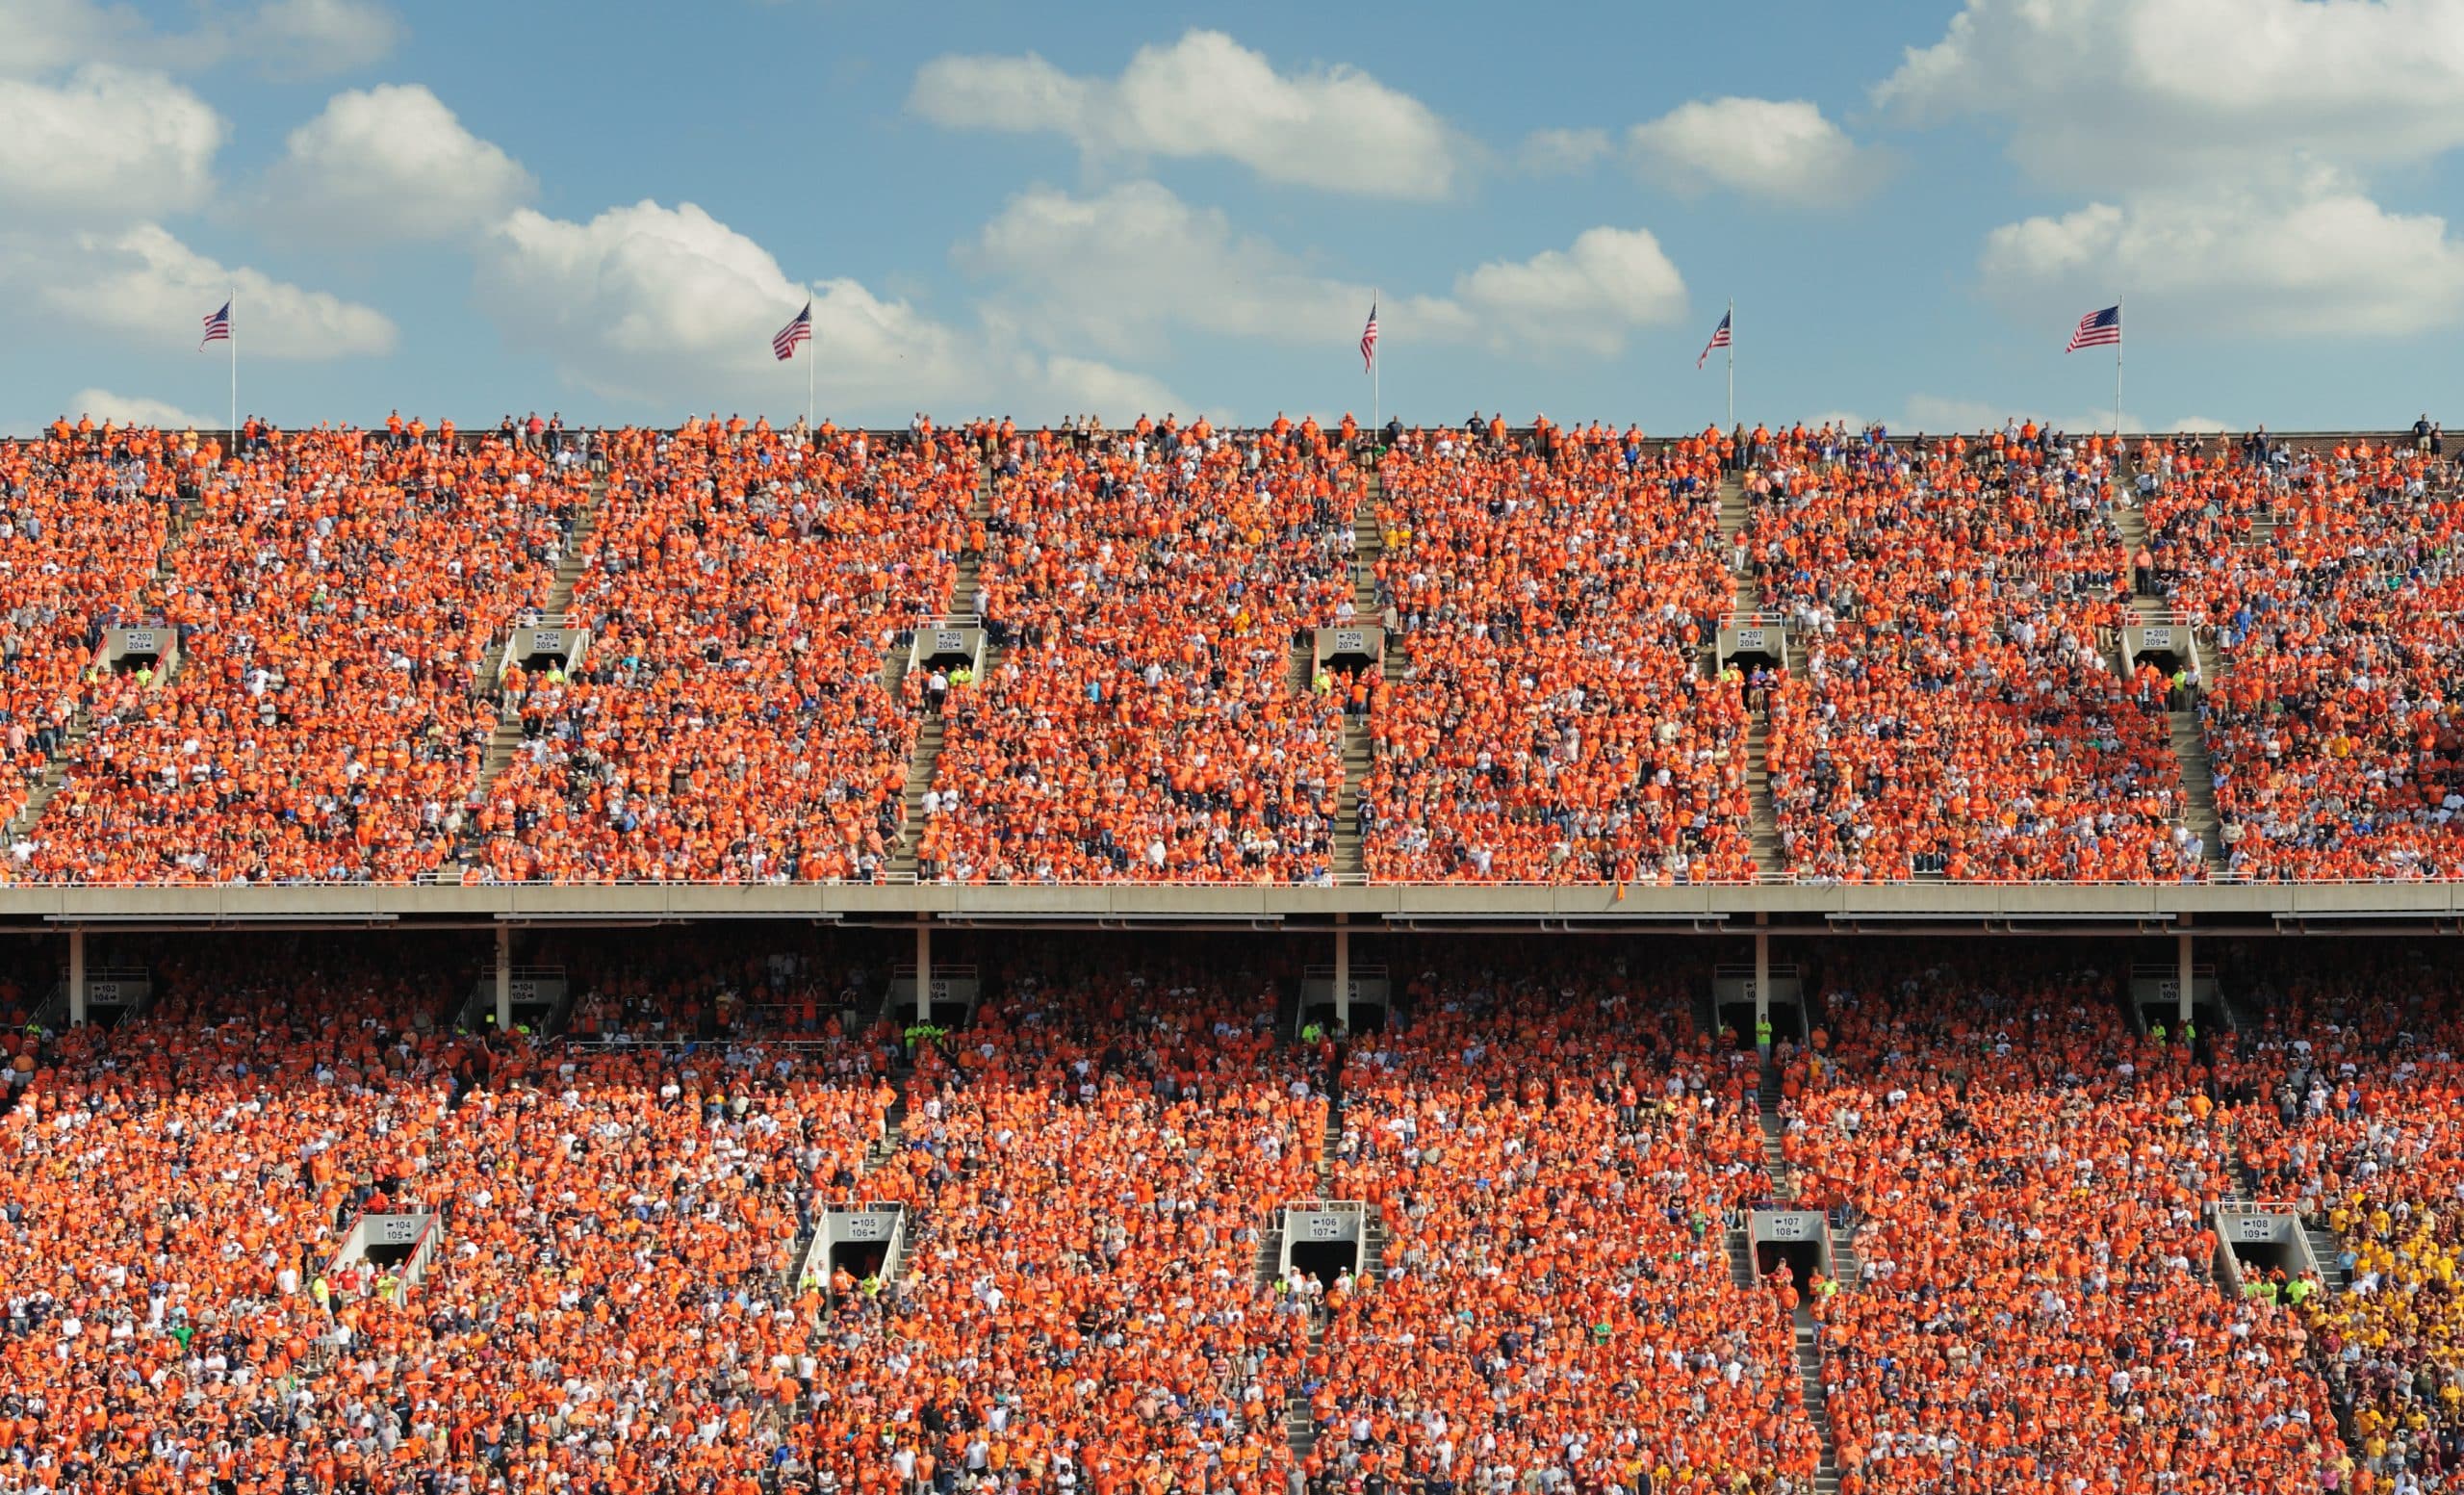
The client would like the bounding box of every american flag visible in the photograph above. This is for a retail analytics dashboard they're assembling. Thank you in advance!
[198,299,230,349]
[1697,310,1732,370]
[1358,299,1378,374]
[772,299,812,361]
[2066,303,2121,352]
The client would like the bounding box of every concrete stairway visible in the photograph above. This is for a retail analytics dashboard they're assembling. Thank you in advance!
[1331,469,1387,881]
[1728,1226,1758,1288]
[1334,729,1370,880]
[1351,468,1385,619]
[954,464,994,621]
[2114,499,2228,873]
[2167,706,2226,871]
[1717,472,1751,547]
[1749,1065,1843,1493]
[458,477,603,858]
[1757,1069,1796,1200]
[886,474,998,881]
[1716,475,1784,879]
[1746,721,1783,879]
[6,707,95,844]
[1796,1304,1842,1495]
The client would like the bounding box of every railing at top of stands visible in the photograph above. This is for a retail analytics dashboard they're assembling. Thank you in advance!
[9,425,2451,456]
[5,870,2463,888]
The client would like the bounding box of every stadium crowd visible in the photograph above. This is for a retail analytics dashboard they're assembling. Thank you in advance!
[33,932,2464,1489]
[0,415,2457,887]
[0,425,188,837]
[2219,952,2464,1486]
[1742,424,2199,882]
[480,419,972,883]
[0,937,902,1494]
[1364,424,1756,883]
[2141,436,2464,880]
[917,419,1353,883]
[1318,955,1819,1492]
[1778,952,2347,1493]
[11,425,587,884]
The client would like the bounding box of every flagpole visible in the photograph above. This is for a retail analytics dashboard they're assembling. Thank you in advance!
[1372,286,1380,432]
[2114,294,2124,437]
[805,306,815,432]
[1726,297,1735,430]
[227,284,237,440]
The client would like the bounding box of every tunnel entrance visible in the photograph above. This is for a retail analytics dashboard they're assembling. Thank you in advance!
[1757,1236,1826,1287]
[1289,1237,1359,1286]
[828,1238,889,1287]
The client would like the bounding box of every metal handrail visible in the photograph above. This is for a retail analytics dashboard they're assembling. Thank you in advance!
[2,868,2460,889]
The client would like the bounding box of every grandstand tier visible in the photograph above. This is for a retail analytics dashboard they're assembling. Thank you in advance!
[4,927,2452,1493]
[5,418,2459,915]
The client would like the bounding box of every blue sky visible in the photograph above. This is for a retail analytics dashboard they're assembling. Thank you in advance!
[2,0,2459,434]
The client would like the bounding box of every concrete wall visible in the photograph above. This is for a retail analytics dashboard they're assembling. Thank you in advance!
[3,879,2458,928]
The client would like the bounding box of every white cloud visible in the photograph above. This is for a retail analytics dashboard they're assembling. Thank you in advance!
[911,30,1462,198]
[1453,228,1689,354]
[1627,97,1884,205]
[474,197,1199,421]
[960,181,1686,362]
[0,0,400,78]
[1980,173,2464,335]
[479,200,967,408]
[1895,396,2233,436]
[1519,127,1611,174]
[261,84,533,242]
[3,222,397,358]
[247,0,402,79]
[958,181,1396,356]
[53,388,216,428]
[1037,353,1198,421]
[0,0,152,76]
[1877,0,2464,190]
[0,65,222,220]
[1900,396,2016,433]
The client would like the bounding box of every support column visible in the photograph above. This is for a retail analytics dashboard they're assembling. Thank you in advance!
[2177,929,2194,1027]
[1754,929,1771,1034]
[494,925,512,1032]
[1333,918,1351,1033]
[915,919,932,1023]
[67,929,87,1029]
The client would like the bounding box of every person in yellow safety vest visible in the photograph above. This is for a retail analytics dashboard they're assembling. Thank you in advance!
[1755,1016,1773,1062]
[377,1270,402,1304]
[1313,666,1334,696]
[2149,1020,2167,1048]
[311,1275,332,1315]
[860,1272,884,1299]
